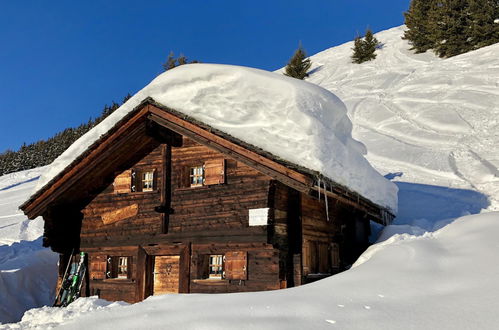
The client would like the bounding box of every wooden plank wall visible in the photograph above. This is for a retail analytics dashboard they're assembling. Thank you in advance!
[76,135,279,300]
[80,146,163,242]
[85,246,140,303]
[80,137,272,247]
[168,137,271,242]
[300,192,340,279]
[270,181,301,287]
[190,243,280,293]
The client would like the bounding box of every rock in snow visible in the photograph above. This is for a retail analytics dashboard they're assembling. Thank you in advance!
[32,64,398,212]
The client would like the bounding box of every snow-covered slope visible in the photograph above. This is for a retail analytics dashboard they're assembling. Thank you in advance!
[0,168,58,324]
[307,25,499,213]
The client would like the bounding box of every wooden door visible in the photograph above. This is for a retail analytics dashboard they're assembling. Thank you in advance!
[153,255,180,295]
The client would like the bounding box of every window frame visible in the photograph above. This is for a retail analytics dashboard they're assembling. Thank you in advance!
[106,256,132,280]
[141,170,154,192]
[208,254,224,279]
[189,165,204,188]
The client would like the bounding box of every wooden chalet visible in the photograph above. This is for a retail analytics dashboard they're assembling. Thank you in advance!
[21,98,394,303]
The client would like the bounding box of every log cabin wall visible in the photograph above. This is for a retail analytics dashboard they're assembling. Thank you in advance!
[168,137,272,242]
[77,135,281,300]
[269,181,302,288]
[80,145,164,243]
[300,190,372,282]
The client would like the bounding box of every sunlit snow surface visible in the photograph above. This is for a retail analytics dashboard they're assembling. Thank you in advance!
[307,25,499,211]
[2,26,499,329]
[0,168,58,324]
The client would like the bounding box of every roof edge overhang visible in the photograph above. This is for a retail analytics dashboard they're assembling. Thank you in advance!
[21,97,394,223]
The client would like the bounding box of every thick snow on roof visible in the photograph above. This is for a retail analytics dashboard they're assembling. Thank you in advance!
[32,64,397,211]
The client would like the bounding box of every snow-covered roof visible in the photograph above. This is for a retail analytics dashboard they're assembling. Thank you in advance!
[31,64,398,212]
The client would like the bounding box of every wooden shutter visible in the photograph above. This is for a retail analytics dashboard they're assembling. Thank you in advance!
[196,254,210,279]
[203,159,225,185]
[224,251,247,280]
[152,169,158,191]
[132,169,142,192]
[309,241,318,274]
[113,170,132,194]
[331,243,340,270]
[107,256,117,278]
[126,256,132,279]
[89,255,106,280]
[318,243,330,274]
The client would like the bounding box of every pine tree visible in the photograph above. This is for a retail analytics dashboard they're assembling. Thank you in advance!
[403,0,435,52]
[469,0,499,49]
[433,0,473,57]
[351,36,365,64]
[403,0,498,58]
[351,29,380,64]
[284,44,312,79]
[162,52,199,71]
[177,53,188,66]
[363,29,380,60]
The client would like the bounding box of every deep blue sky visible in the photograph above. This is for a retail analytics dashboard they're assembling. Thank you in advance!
[0,1,410,152]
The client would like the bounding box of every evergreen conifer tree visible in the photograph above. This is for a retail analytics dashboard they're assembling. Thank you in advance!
[351,36,365,64]
[469,0,499,49]
[162,51,199,71]
[433,0,473,57]
[351,29,380,64]
[162,51,177,71]
[403,0,435,52]
[284,44,312,80]
[177,54,188,66]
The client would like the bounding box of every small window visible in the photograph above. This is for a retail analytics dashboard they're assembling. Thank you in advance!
[117,257,128,278]
[186,159,226,188]
[131,169,156,192]
[190,166,204,187]
[208,254,224,279]
[106,256,131,279]
[142,171,154,192]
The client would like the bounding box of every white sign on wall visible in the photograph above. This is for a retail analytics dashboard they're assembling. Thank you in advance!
[248,208,269,226]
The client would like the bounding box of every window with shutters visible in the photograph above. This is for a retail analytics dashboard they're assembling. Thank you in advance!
[131,169,156,192]
[106,256,131,279]
[186,159,225,188]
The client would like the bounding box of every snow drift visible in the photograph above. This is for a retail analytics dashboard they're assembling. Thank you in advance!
[31,64,398,212]
[0,168,58,324]
[5,212,499,330]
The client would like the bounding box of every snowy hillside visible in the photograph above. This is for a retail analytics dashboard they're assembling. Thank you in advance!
[307,26,499,215]
[0,168,58,324]
[2,25,499,329]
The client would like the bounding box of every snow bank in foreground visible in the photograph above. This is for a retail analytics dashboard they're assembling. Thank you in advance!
[5,212,499,330]
[0,168,58,324]
[32,64,397,212]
